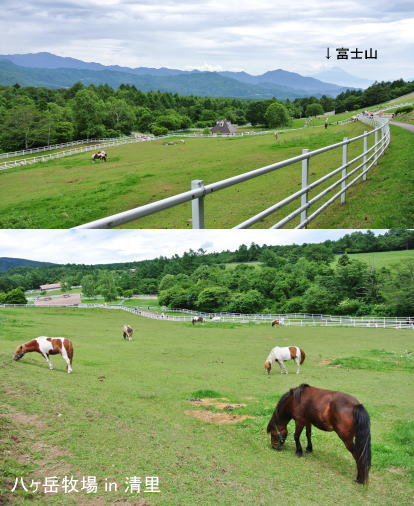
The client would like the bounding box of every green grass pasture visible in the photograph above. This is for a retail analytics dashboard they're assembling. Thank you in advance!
[0,307,413,504]
[345,249,414,268]
[0,122,383,229]
[312,124,414,228]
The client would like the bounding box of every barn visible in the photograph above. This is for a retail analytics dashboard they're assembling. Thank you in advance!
[211,119,237,135]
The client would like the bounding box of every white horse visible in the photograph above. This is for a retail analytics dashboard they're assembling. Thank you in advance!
[122,324,133,341]
[210,316,222,322]
[264,346,305,375]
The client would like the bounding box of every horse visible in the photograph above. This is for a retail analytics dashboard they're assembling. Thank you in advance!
[210,316,222,322]
[122,324,133,341]
[13,337,74,373]
[264,346,305,375]
[192,316,203,325]
[271,319,284,326]
[267,384,371,484]
[91,150,107,162]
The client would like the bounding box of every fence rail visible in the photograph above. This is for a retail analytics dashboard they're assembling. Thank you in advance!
[1,304,413,329]
[0,136,150,171]
[0,136,138,160]
[76,116,390,229]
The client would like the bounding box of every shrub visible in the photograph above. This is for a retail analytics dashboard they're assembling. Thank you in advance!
[395,106,413,114]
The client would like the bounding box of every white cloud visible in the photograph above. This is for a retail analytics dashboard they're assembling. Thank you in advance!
[0,0,412,79]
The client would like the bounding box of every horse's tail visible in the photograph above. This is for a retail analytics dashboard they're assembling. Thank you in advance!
[353,404,371,485]
[299,348,306,364]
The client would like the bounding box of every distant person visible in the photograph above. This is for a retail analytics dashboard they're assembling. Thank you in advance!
[324,119,329,129]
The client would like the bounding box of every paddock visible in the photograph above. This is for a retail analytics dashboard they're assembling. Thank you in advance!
[0,306,412,504]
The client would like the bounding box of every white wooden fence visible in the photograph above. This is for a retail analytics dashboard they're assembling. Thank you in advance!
[0,136,136,160]
[1,304,413,329]
[0,136,148,171]
[76,116,390,229]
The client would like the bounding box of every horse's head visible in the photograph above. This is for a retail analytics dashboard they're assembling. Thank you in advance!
[13,345,25,361]
[270,424,288,450]
[264,360,272,375]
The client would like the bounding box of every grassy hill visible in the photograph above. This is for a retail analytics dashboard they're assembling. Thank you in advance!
[0,306,412,504]
[346,249,414,268]
[0,121,403,229]
[0,257,56,272]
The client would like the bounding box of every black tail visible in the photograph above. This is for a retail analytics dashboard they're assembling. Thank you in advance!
[353,404,371,485]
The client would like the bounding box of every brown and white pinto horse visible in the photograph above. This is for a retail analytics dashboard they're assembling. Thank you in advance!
[192,316,203,325]
[13,337,74,373]
[271,319,284,326]
[267,384,371,484]
[264,346,305,375]
[91,150,107,162]
[122,324,134,341]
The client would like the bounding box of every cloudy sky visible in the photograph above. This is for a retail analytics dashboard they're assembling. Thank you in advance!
[0,229,387,265]
[0,0,412,80]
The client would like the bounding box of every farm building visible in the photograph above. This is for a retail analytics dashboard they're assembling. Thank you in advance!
[39,282,61,291]
[211,119,237,135]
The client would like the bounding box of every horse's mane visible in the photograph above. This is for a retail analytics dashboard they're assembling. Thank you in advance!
[267,384,311,433]
[293,383,310,403]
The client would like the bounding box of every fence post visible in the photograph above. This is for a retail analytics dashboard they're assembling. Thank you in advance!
[301,149,309,226]
[191,179,205,229]
[374,129,379,164]
[363,132,368,181]
[341,138,348,204]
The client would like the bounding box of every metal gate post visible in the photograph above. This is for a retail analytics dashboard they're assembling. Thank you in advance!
[191,179,205,229]
[341,138,348,204]
[301,149,309,226]
[363,132,368,181]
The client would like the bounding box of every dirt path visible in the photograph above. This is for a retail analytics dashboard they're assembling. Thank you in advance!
[389,121,414,132]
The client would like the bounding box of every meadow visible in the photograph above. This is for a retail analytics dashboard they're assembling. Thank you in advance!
[0,306,413,505]
[1,120,409,229]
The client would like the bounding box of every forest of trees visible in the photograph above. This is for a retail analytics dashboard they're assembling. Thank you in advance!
[1,78,413,151]
[0,230,413,316]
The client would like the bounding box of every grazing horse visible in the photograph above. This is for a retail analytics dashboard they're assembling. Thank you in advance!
[271,319,284,326]
[210,316,222,322]
[264,346,305,375]
[13,337,74,373]
[91,150,107,162]
[267,384,371,484]
[192,316,204,325]
[122,324,134,341]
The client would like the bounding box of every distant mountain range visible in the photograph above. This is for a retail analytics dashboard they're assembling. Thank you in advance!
[0,257,57,272]
[311,67,373,89]
[0,52,363,99]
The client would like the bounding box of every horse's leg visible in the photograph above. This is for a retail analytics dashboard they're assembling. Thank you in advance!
[336,428,360,480]
[278,360,287,374]
[305,424,313,452]
[42,353,53,370]
[294,420,305,456]
[60,347,72,374]
[294,357,300,374]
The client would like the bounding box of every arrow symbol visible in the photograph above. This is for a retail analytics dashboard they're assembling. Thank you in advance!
[326,47,331,59]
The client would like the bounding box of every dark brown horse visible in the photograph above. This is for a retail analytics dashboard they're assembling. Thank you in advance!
[267,384,371,484]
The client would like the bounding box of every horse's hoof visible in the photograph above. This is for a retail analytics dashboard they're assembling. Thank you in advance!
[295,452,303,457]
[305,448,313,453]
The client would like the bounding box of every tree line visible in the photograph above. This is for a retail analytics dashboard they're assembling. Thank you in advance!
[0,230,413,315]
[1,78,413,151]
